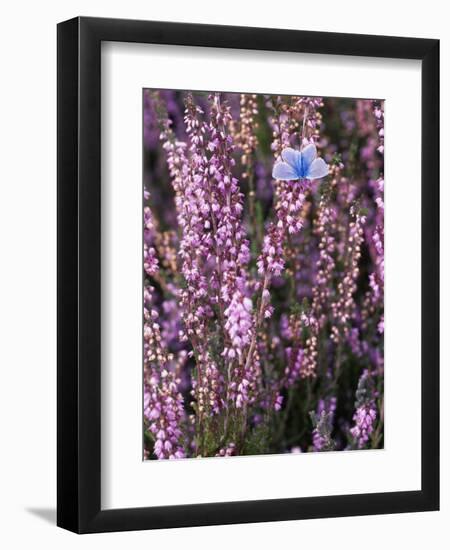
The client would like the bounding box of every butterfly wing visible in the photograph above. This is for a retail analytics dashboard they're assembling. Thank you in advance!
[272,161,299,181]
[281,147,300,168]
[305,157,329,180]
[300,144,317,173]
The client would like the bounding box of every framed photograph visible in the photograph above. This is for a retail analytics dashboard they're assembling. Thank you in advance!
[57,17,439,533]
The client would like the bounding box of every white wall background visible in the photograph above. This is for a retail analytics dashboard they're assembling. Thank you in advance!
[0,1,447,547]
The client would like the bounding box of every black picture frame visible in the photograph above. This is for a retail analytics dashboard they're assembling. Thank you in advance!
[57,16,439,534]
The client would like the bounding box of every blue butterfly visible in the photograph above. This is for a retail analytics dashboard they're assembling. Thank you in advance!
[272,144,329,181]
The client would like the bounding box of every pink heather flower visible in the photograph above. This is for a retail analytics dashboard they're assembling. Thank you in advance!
[373,100,384,155]
[284,347,303,387]
[143,197,159,277]
[350,404,377,449]
[280,313,293,340]
[144,370,186,459]
[215,442,236,457]
[256,177,308,281]
[143,92,384,459]
[143,282,186,459]
[223,292,253,359]
[311,191,337,329]
[257,101,325,284]
[311,397,337,451]
[274,394,284,411]
[350,370,378,449]
[331,205,366,347]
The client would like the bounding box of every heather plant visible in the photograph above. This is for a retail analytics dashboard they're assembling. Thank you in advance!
[143,90,384,459]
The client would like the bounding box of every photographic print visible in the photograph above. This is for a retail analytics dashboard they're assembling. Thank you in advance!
[143,90,384,460]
